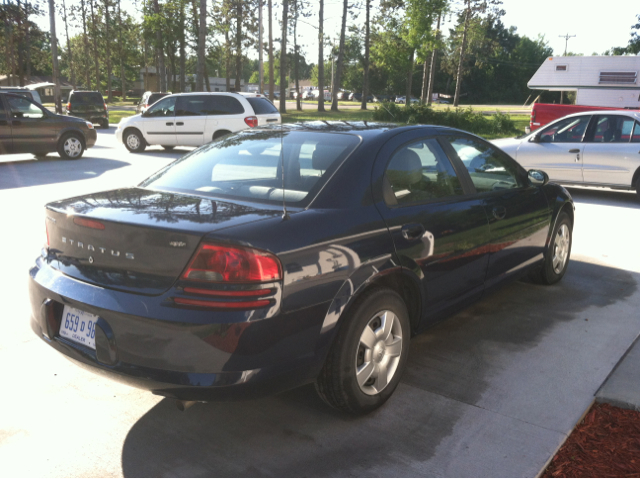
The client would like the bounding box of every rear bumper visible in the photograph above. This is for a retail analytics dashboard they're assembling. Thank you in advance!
[28,257,330,401]
[67,111,109,123]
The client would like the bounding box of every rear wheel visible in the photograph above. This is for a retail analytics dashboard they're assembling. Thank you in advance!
[315,287,410,415]
[57,133,85,160]
[124,128,146,153]
[530,211,572,285]
[212,130,231,141]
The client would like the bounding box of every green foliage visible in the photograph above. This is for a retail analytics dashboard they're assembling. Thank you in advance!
[372,102,519,137]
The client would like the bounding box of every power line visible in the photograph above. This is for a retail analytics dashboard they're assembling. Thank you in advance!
[559,33,576,56]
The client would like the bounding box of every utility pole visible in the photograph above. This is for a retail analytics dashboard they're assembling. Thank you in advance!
[49,0,62,113]
[558,34,575,104]
[259,0,264,94]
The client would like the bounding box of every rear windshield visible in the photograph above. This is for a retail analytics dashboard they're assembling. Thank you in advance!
[1,90,33,101]
[246,97,278,114]
[140,130,361,205]
[70,92,104,105]
[148,93,168,105]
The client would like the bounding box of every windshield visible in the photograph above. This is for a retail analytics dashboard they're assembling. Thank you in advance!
[140,129,361,206]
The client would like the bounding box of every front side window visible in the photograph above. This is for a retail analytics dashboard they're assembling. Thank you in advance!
[140,130,360,205]
[145,96,176,117]
[590,115,636,143]
[384,139,463,205]
[6,95,44,119]
[537,116,591,143]
[444,136,525,193]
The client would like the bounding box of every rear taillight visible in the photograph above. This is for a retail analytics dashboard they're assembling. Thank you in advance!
[104,103,108,111]
[244,116,259,128]
[66,102,71,111]
[73,217,105,230]
[182,243,281,283]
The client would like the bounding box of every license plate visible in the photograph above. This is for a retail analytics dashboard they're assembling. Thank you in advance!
[59,306,97,350]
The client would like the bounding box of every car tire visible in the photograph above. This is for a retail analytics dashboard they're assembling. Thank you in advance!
[57,133,85,160]
[635,176,640,201]
[530,211,572,285]
[101,119,109,129]
[124,128,146,153]
[162,145,174,151]
[212,130,231,141]
[315,287,410,415]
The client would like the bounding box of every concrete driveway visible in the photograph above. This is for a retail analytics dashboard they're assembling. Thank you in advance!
[0,130,638,477]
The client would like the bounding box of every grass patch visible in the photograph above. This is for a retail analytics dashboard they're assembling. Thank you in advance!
[109,110,137,125]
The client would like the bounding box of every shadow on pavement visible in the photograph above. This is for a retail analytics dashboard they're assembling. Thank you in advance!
[121,259,637,477]
[0,156,130,189]
[566,186,640,210]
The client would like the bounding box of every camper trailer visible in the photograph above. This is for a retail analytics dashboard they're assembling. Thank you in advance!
[527,55,640,131]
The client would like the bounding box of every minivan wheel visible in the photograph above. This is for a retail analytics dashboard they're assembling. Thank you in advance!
[57,133,85,160]
[530,211,572,285]
[315,287,410,415]
[124,128,146,153]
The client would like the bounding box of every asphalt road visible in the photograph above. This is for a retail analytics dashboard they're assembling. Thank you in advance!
[0,129,639,477]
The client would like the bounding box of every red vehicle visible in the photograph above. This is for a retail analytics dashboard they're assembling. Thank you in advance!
[529,103,639,132]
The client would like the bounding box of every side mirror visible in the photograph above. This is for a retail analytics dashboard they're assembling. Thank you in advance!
[528,169,549,186]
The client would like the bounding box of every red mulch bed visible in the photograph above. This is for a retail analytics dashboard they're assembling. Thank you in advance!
[542,403,640,478]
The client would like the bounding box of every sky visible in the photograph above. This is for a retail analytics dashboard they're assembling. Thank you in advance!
[41,0,638,60]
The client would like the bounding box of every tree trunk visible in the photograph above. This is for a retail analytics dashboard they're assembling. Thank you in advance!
[405,49,414,105]
[63,0,76,89]
[81,0,91,88]
[91,0,100,91]
[117,0,125,99]
[420,58,428,103]
[279,0,287,113]
[204,60,211,91]
[105,0,112,101]
[16,0,24,86]
[154,0,166,91]
[331,0,347,111]
[317,0,324,111]
[25,4,31,80]
[235,0,242,92]
[293,1,301,110]
[49,0,62,113]
[179,0,185,92]
[258,0,263,93]
[268,0,274,100]
[426,13,441,105]
[196,0,206,91]
[360,0,370,110]
[453,1,471,107]
[144,40,148,91]
[225,28,231,91]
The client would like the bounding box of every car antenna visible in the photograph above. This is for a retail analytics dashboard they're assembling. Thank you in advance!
[280,122,290,221]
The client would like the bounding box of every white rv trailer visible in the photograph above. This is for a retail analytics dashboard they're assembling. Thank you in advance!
[528,55,640,108]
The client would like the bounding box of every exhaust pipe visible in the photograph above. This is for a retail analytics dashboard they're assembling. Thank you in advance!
[176,400,198,412]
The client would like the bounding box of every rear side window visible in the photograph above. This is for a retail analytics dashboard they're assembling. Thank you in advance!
[71,92,104,105]
[207,96,245,115]
[141,130,360,205]
[590,115,636,143]
[176,95,209,116]
[246,97,278,114]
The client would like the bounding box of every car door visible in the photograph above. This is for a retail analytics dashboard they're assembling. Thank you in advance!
[582,115,640,186]
[141,96,176,146]
[0,96,12,154]
[441,134,551,288]
[515,115,592,183]
[373,131,491,326]
[175,95,208,146]
[5,94,58,154]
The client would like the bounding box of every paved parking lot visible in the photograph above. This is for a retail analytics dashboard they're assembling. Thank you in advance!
[0,128,639,477]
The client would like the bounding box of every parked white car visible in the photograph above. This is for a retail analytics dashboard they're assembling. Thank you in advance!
[493,110,640,198]
[116,92,281,152]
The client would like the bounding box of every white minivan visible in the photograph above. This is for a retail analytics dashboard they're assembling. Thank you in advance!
[116,92,281,152]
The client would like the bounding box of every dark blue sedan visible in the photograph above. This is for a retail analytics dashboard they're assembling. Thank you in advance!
[29,122,574,414]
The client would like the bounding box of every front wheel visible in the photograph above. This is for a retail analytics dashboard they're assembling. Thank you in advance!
[57,133,85,160]
[124,129,146,153]
[315,287,410,415]
[531,211,572,285]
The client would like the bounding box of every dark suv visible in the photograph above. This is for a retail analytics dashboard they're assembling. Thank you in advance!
[0,93,96,159]
[66,90,109,128]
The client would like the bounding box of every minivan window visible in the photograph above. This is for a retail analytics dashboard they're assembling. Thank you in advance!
[246,97,278,114]
[141,130,360,205]
[176,95,209,116]
[6,95,44,119]
[145,96,176,117]
[208,96,245,115]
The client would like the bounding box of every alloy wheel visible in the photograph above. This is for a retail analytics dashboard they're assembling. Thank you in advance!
[63,137,82,158]
[552,224,570,274]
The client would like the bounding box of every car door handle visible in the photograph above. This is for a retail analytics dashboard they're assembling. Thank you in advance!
[568,149,580,153]
[401,223,425,241]
[176,122,184,126]
[492,206,507,220]
[166,122,174,126]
